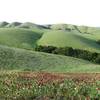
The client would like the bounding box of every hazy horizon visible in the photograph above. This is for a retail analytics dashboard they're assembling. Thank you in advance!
[0,0,100,27]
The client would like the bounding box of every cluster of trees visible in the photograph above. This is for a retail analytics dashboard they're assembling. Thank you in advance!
[35,45,100,64]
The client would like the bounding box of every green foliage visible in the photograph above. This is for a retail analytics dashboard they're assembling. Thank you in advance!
[53,47,74,56]
[35,45,57,53]
[95,55,100,63]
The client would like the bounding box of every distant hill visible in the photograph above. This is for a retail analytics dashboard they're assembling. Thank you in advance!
[50,24,76,30]
[6,22,22,28]
[0,21,9,28]
[17,22,42,29]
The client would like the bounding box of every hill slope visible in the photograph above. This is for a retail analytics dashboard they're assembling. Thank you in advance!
[0,28,41,49]
[0,45,99,72]
[38,30,100,53]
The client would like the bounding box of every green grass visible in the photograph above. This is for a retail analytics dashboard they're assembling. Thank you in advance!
[38,30,100,53]
[0,28,41,49]
[0,45,99,72]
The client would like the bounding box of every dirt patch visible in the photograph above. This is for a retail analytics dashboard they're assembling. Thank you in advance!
[18,72,100,85]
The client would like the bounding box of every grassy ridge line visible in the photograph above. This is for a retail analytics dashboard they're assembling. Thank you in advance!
[0,45,100,72]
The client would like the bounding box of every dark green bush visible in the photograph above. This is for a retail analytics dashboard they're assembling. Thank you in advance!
[35,45,57,53]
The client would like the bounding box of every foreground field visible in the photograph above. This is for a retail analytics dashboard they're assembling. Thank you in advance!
[0,71,100,100]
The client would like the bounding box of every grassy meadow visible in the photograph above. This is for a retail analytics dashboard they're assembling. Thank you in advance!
[0,22,99,99]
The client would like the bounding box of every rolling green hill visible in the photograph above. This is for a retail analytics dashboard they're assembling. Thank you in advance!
[0,23,99,53]
[0,22,99,72]
[0,28,41,49]
[38,30,100,53]
[0,45,99,72]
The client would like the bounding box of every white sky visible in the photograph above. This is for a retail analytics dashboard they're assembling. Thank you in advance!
[0,0,100,26]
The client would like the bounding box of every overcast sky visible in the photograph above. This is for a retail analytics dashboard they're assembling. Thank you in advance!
[0,0,100,26]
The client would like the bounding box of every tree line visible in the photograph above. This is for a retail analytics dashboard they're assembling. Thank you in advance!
[35,45,100,64]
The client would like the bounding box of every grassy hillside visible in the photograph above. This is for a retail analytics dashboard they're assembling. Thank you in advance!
[0,28,41,49]
[0,23,99,53]
[38,30,100,53]
[0,45,99,72]
[79,28,100,41]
